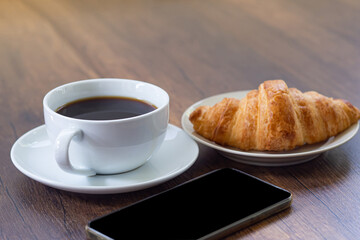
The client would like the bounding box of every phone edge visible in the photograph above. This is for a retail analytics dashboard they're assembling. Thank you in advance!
[85,225,114,240]
[200,193,292,240]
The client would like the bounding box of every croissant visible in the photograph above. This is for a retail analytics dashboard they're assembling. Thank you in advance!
[189,80,360,151]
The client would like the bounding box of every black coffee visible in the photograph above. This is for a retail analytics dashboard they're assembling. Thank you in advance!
[56,96,157,120]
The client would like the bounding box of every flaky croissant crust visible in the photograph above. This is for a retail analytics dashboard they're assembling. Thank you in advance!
[190,80,360,151]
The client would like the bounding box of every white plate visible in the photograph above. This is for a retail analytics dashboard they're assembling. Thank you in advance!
[181,91,359,166]
[11,124,199,194]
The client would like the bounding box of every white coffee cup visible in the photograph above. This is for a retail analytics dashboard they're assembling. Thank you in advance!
[43,79,169,176]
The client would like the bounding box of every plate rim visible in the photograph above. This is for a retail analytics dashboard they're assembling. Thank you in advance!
[10,124,199,194]
[181,90,359,159]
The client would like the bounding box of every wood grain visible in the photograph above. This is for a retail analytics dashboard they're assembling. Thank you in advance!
[1,0,360,239]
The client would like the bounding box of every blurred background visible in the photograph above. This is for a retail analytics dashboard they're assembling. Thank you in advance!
[1,0,359,131]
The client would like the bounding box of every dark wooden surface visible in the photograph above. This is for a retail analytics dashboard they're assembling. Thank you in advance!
[1,0,360,239]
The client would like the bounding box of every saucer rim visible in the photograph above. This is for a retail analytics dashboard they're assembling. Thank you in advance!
[10,124,199,194]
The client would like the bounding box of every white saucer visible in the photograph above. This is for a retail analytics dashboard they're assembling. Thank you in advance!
[182,91,359,166]
[11,124,199,194]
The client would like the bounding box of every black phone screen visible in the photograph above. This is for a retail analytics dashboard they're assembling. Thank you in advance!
[87,168,291,239]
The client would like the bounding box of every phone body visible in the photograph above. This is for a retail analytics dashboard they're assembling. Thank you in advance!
[86,168,292,240]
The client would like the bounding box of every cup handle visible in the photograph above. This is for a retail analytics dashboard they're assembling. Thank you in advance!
[54,128,96,176]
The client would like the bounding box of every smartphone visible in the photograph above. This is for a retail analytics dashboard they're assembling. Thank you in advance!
[86,168,292,240]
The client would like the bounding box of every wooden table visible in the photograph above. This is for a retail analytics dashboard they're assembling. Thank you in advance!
[1,0,360,239]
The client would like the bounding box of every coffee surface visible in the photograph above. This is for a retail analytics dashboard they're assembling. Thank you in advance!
[56,96,157,120]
